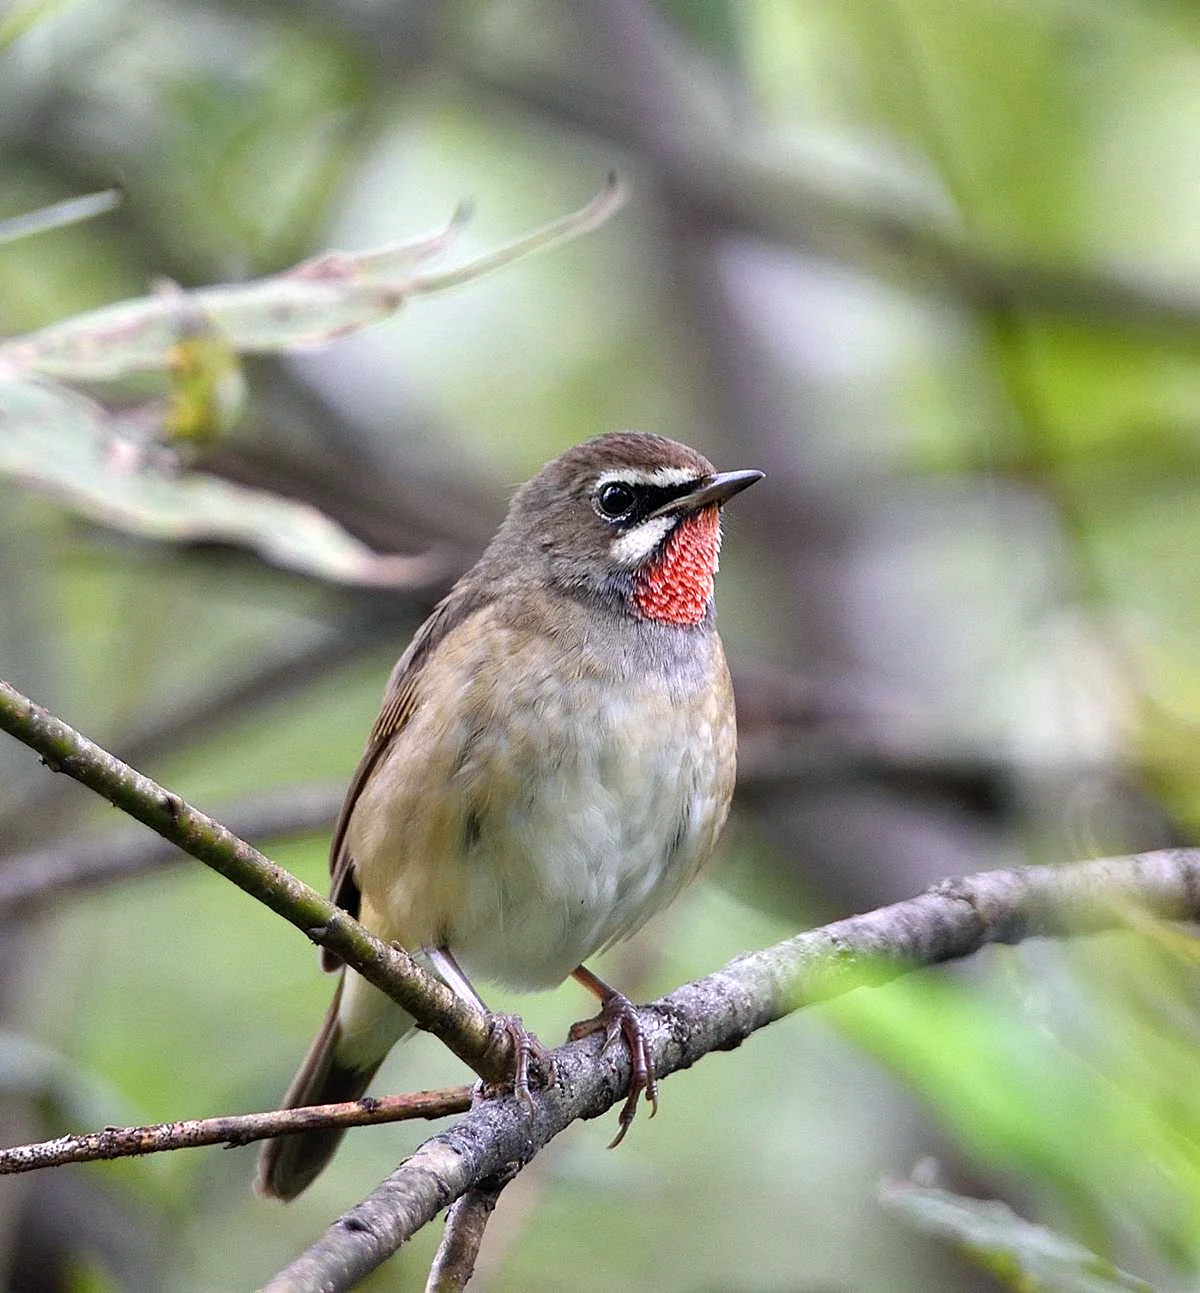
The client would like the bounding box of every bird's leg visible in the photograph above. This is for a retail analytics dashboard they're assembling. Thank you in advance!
[569,964,658,1147]
[428,946,552,1111]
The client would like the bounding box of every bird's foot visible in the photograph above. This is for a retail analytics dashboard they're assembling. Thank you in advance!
[479,1013,555,1113]
[569,988,658,1148]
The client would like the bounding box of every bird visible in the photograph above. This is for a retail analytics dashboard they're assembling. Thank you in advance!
[256,431,762,1201]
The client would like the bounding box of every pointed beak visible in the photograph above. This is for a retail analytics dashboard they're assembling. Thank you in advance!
[648,469,764,518]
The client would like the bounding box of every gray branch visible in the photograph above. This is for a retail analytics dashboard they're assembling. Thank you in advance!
[424,1177,509,1293]
[265,848,1200,1291]
[3,678,1196,1291]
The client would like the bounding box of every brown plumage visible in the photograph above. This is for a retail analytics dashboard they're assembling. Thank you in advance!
[256,433,761,1200]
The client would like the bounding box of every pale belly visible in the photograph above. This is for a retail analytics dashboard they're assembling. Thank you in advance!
[345,631,735,991]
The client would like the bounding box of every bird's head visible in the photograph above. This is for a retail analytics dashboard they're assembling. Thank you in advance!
[488,432,762,626]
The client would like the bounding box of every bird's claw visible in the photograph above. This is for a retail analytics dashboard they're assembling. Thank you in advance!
[480,1013,554,1113]
[569,989,658,1147]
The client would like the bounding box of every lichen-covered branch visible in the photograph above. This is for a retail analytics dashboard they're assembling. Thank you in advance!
[265,848,1200,1292]
[5,682,1199,1292]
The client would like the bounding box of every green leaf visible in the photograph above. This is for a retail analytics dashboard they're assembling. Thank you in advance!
[825,947,1200,1262]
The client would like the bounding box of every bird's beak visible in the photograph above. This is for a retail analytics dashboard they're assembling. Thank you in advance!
[648,469,764,518]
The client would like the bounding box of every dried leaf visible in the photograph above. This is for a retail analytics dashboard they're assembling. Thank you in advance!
[0,176,626,380]
[0,380,443,587]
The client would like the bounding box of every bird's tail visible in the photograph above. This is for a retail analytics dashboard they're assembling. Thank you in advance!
[255,973,414,1201]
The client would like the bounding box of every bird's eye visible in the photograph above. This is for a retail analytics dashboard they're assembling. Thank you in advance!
[595,482,636,519]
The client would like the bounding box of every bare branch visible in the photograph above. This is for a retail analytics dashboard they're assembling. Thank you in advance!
[424,1176,510,1293]
[0,1088,472,1175]
[0,679,513,1085]
[265,847,1200,1291]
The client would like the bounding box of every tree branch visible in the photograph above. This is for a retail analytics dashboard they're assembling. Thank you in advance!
[5,683,1197,1291]
[0,1088,472,1175]
[0,679,513,1085]
[265,847,1200,1291]
[424,1175,510,1293]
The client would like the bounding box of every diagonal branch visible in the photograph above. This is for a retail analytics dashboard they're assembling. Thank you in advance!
[265,847,1200,1292]
[0,679,513,1085]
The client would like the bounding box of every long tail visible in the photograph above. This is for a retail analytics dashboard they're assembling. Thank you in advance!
[255,974,411,1201]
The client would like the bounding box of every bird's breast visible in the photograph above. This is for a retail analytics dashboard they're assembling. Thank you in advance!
[345,601,736,990]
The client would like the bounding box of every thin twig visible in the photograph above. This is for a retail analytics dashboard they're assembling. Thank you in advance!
[0,679,512,1085]
[0,1088,472,1175]
[424,1176,510,1292]
[264,847,1200,1292]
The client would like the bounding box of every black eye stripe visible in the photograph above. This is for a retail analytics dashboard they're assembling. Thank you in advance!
[592,478,700,527]
[646,480,701,509]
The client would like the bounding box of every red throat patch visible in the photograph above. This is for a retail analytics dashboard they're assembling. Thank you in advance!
[633,506,721,626]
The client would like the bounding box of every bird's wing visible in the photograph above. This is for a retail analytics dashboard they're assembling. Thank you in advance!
[321,587,484,972]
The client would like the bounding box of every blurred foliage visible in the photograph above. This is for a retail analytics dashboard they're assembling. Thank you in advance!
[3,1,1200,1290]
[880,1179,1153,1292]
[0,181,621,582]
[830,928,1200,1272]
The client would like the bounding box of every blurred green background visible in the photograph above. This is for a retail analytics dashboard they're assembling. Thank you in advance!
[4,1,1200,1289]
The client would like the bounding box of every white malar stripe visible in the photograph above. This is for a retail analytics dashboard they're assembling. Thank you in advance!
[609,514,676,566]
[593,466,699,490]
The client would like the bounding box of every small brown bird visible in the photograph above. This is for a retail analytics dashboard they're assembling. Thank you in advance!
[256,432,761,1200]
